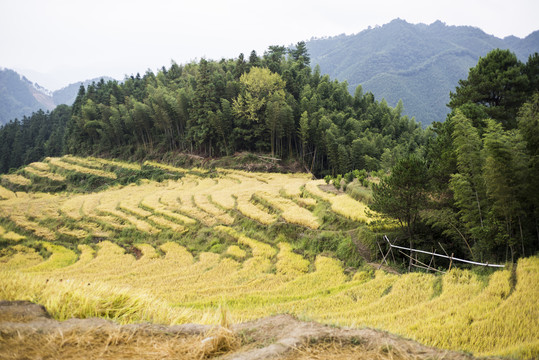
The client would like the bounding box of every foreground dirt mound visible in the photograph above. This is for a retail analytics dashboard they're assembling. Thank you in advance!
[0,301,495,360]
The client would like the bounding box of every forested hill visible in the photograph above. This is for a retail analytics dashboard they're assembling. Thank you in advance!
[0,44,427,175]
[306,19,539,126]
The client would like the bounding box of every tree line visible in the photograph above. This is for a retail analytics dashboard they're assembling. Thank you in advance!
[371,49,539,264]
[0,42,427,175]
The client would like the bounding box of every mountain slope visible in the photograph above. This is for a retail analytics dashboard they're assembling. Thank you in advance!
[0,69,115,126]
[306,19,539,125]
[0,68,55,125]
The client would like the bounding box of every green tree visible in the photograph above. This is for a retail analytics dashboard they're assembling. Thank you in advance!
[264,45,287,74]
[449,49,528,129]
[483,119,529,260]
[289,41,310,69]
[232,67,286,123]
[517,93,539,246]
[80,99,102,145]
[265,92,292,157]
[298,111,309,162]
[189,58,217,154]
[370,155,430,254]
[448,110,487,250]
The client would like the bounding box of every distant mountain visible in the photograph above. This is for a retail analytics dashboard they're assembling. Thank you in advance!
[306,19,539,126]
[52,77,115,106]
[0,68,55,125]
[0,69,114,125]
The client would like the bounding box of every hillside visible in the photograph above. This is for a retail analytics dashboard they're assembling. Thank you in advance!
[0,69,114,125]
[0,68,55,125]
[306,19,539,125]
[0,156,537,359]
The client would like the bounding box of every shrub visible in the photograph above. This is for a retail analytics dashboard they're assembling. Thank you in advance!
[332,175,342,190]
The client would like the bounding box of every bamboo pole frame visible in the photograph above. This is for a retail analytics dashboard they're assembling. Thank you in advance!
[383,235,505,268]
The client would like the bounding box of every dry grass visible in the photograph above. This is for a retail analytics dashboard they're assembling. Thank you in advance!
[46,157,117,179]
[284,339,447,360]
[257,191,320,229]
[226,245,247,259]
[88,156,142,171]
[305,180,377,223]
[27,161,51,172]
[23,165,66,182]
[0,157,536,359]
[143,160,186,174]
[1,231,25,242]
[0,174,31,186]
[0,325,240,360]
[0,185,16,200]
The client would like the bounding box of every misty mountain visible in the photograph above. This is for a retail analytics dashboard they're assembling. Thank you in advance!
[306,19,539,126]
[0,69,114,125]
[0,68,55,125]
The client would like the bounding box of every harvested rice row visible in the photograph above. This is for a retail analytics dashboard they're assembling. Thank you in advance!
[1,173,31,186]
[46,157,117,179]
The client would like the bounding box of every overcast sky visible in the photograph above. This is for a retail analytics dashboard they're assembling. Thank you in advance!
[1,0,538,90]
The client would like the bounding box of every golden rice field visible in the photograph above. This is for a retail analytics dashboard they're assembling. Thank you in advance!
[0,156,537,359]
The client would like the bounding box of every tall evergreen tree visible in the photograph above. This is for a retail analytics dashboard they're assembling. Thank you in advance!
[449,49,529,129]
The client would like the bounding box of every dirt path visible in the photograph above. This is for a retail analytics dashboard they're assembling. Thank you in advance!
[0,301,495,360]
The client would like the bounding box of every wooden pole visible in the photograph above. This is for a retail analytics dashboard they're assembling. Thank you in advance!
[398,250,445,273]
[427,249,436,272]
[438,242,449,257]
[377,242,390,269]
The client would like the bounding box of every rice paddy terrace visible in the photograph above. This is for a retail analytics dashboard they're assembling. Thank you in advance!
[0,156,537,359]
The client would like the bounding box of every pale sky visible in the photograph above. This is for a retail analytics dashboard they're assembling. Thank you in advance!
[1,0,537,90]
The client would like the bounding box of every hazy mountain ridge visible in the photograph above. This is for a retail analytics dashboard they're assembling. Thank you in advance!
[306,19,539,125]
[0,69,113,125]
[0,68,53,125]
[2,19,538,126]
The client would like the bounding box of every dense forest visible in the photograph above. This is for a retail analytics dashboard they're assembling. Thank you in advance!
[0,42,426,176]
[0,45,538,264]
[372,49,539,264]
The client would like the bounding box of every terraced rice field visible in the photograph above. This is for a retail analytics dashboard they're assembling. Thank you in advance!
[0,156,537,359]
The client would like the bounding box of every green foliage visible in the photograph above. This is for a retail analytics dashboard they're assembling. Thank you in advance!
[332,175,342,190]
[0,106,71,173]
[449,49,531,129]
[370,155,429,242]
[421,49,539,263]
[449,110,487,249]
[298,231,362,268]
[345,180,373,204]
